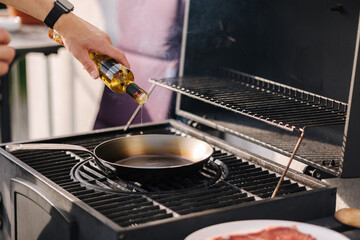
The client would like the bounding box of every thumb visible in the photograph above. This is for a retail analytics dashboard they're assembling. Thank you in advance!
[72,49,99,79]
[84,61,99,79]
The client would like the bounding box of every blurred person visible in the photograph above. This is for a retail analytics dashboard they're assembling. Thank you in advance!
[1,0,186,131]
[94,0,186,129]
[0,0,129,78]
[0,28,15,76]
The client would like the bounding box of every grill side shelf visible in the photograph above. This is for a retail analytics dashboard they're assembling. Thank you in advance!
[150,68,347,132]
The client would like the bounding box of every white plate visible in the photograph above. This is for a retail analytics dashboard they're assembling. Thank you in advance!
[185,220,350,240]
[0,16,21,32]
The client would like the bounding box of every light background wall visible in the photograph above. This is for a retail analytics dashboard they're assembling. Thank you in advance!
[25,0,117,140]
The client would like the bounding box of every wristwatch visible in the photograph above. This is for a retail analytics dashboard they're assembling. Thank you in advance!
[44,0,74,29]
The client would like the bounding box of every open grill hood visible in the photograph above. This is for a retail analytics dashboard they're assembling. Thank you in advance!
[148,0,360,179]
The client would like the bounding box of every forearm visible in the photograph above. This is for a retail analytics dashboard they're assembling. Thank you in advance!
[0,0,53,21]
[1,0,77,36]
[0,0,130,77]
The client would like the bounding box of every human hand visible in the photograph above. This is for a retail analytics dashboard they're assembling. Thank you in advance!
[0,28,15,76]
[54,13,130,79]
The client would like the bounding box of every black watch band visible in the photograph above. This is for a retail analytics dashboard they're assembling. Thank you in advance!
[44,0,74,29]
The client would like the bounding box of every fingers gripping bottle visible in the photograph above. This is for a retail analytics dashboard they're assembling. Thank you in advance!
[48,29,148,105]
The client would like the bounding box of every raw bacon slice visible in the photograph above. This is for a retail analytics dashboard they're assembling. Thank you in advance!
[211,226,316,240]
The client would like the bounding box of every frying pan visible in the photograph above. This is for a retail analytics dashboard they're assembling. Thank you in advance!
[5,134,214,182]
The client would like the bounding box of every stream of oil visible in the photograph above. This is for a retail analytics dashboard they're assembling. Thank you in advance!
[140,106,143,135]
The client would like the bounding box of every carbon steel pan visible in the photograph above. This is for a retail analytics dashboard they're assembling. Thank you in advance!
[94,134,214,181]
[5,134,214,182]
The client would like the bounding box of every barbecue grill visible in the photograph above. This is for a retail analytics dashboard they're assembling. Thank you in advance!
[1,0,360,239]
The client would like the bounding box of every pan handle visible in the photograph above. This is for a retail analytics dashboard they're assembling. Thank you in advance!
[5,143,117,177]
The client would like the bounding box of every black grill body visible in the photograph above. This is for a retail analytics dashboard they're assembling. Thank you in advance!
[0,121,336,240]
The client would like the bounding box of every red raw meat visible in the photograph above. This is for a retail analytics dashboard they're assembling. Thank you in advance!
[212,226,316,240]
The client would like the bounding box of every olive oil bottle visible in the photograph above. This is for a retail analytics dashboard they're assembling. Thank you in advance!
[48,29,148,105]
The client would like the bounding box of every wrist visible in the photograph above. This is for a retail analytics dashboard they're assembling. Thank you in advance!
[53,12,76,35]
[44,0,74,29]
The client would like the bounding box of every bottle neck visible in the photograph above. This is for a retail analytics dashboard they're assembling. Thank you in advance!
[126,83,148,105]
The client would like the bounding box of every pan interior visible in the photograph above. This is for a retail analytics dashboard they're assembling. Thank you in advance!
[94,134,214,169]
[114,154,194,168]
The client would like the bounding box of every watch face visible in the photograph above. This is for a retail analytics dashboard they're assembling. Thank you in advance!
[57,0,74,11]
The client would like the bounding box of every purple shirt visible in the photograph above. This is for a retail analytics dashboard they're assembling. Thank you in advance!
[94,0,185,129]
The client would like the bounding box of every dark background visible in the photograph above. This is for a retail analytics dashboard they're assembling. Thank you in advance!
[184,0,360,103]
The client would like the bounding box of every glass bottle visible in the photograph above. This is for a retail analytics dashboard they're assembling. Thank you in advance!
[48,29,148,105]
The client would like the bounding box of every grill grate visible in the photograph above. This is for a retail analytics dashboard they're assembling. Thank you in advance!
[9,127,309,228]
[150,68,347,132]
[217,121,343,176]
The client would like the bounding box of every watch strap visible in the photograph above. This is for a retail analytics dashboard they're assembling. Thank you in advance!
[44,2,71,29]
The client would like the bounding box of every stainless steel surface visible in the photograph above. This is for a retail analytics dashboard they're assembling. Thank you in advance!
[6,143,91,152]
[150,68,347,132]
[5,142,117,175]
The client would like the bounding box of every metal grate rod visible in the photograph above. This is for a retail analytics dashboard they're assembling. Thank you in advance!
[150,68,347,131]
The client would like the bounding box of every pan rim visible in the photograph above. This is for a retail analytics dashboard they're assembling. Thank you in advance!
[93,134,214,170]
